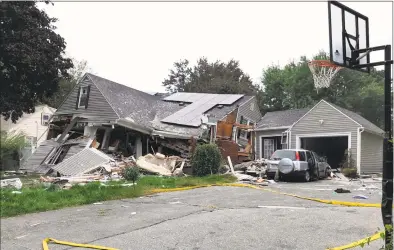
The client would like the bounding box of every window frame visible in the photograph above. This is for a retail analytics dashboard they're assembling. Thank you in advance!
[239,117,252,140]
[281,131,288,144]
[78,86,89,108]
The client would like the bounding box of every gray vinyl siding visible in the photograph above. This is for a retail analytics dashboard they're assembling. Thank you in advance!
[237,97,262,146]
[360,132,383,174]
[236,97,262,124]
[290,101,359,166]
[55,78,119,124]
[255,128,287,159]
[20,139,58,172]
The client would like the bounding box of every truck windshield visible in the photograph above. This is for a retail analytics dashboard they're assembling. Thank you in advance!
[270,150,296,160]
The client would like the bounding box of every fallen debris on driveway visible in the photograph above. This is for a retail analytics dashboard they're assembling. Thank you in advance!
[334,188,351,193]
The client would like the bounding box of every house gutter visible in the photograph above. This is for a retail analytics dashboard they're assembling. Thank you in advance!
[151,130,198,139]
[356,127,365,174]
[115,118,152,134]
[253,126,290,131]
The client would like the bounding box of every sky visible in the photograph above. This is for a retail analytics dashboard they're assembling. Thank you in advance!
[39,1,393,93]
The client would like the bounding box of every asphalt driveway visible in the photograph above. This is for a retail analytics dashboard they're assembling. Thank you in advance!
[0,181,386,250]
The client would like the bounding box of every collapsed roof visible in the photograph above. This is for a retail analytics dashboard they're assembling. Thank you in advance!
[79,73,254,138]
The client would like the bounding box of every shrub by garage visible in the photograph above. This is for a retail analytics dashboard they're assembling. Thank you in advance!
[191,144,222,176]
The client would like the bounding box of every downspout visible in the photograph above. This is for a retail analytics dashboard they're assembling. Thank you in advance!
[254,130,257,160]
[357,127,365,174]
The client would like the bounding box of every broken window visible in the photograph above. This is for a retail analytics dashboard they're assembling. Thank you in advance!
[239,117,252,140]
[78,86,89,108]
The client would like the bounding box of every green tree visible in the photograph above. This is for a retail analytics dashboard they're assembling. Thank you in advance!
[0,1,73,122]
[259,51,384,127]
[163,57,259,95]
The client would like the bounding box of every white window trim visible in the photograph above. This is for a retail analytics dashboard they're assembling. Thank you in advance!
[258,135,282,159]
[295,132,351,150]
[281,131,288,145]
[41,113,51,126]
[78,86,88,108]
[262,138,275,159]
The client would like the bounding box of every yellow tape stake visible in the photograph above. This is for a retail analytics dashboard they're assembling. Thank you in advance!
[326,231,383,250]
[42,238,119,250]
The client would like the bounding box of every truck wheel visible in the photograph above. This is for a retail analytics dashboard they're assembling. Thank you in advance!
[303,171,311,182]
[325,168,330,178]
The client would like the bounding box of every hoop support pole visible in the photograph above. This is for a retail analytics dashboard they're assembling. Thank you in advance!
[382,44,393,250]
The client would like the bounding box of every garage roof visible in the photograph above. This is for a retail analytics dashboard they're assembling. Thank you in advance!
[256,100,384,136]
[328,102,384,135]
[256,108,309,130]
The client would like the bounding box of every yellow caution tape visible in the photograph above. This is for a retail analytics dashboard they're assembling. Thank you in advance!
[41,183,384,250]
[150,183,386,208]
[326,231,383,250]
[42,238,119,250]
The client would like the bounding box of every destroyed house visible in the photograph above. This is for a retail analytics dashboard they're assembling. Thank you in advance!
[21,73,261,173]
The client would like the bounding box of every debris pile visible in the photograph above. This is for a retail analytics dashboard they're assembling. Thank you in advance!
[136,153,185,177]
[233,159,267,176]
[227,157,270,186]
[36,152,187,189]
[0,178,23,190]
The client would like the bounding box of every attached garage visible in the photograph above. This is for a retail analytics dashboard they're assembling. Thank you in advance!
[298,134,350,169]
[289,100,384,174]
[254,100,384,174]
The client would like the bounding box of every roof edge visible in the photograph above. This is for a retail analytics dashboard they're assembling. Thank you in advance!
[363,127,385,138]
[322,100,362,127]
[254,126,290,131]
[289,99,362,130]
[86,73,121,119]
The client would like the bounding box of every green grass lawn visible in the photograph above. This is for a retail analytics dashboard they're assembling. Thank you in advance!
[0,174,236,218]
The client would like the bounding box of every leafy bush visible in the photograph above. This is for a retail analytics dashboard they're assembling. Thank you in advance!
[0,131,27,170]
[191,144,222,176]
[0,131,26,159]
[340,150,358,178]
[342,168,358,178]
[121,167,140,187]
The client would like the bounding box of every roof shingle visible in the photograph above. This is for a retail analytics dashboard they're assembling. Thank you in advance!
[256,108,309,129]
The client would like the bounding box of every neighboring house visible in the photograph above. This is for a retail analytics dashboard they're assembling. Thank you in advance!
[0,104,56,168]
[1,104,56,148]
[38,73,261,163]
[254,100,384,174]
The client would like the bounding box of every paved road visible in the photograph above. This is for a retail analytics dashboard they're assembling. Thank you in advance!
[0,180,386,250]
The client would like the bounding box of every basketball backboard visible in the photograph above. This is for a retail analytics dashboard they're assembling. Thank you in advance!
[328,1,370,72]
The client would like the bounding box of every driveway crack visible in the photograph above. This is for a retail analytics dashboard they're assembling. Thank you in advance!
[63,209,206,249]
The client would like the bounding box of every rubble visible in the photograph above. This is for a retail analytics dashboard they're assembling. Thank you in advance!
[233,159,267,176]
[136,153,180,176]
[1,178,23,190]
[227,156,271,186]
[37,152,188,189]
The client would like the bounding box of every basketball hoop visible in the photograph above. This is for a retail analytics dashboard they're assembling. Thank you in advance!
[308,60,343,91]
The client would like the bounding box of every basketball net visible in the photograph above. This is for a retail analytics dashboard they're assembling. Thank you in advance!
[308,60,343,92]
